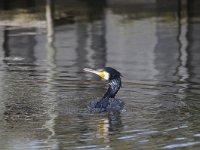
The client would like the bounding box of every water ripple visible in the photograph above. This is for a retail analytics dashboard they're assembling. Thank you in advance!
[163,142,200,149]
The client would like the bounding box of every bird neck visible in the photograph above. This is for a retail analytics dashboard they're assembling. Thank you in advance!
[102,77,121,99]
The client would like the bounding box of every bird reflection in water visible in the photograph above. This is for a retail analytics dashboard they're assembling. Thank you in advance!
[96,112,122,148]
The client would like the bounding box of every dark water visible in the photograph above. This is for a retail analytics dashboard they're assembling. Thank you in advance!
[0,0,200,149]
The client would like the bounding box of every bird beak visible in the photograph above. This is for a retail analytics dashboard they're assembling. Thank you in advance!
[83,68,105,79]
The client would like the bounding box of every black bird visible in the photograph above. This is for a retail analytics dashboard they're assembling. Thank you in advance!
[84,67,124,112]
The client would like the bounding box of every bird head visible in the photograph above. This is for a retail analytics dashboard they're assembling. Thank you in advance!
[83,67,121,81]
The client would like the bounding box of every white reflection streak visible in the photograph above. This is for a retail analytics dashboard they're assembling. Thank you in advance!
[177,3,189,99]
[46,0,54,43]
[86,24,96,68]
[43,43,58,149]
[42,0,58,149]
[179,8,188,82]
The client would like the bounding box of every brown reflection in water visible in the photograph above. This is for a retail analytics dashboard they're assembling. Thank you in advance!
[186,0,200,85]
[0,28,47,149]
[1,26,38,119]
[0,1,58,149]
[2,27,36,64]
[153,0,188,121]
[153,0,200,126]
[74,0,107,102]
[75,0,107,70]
[0,0,36,10]
[154,1,179,82]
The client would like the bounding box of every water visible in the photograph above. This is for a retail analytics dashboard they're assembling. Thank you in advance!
[0,0,200,149]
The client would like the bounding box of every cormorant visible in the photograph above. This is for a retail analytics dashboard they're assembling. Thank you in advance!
[84,67,124,112]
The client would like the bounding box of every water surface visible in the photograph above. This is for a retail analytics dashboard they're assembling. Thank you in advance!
[0,0,200,149]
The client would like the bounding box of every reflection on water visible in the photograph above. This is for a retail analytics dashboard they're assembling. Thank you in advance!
[0,0,200,149]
